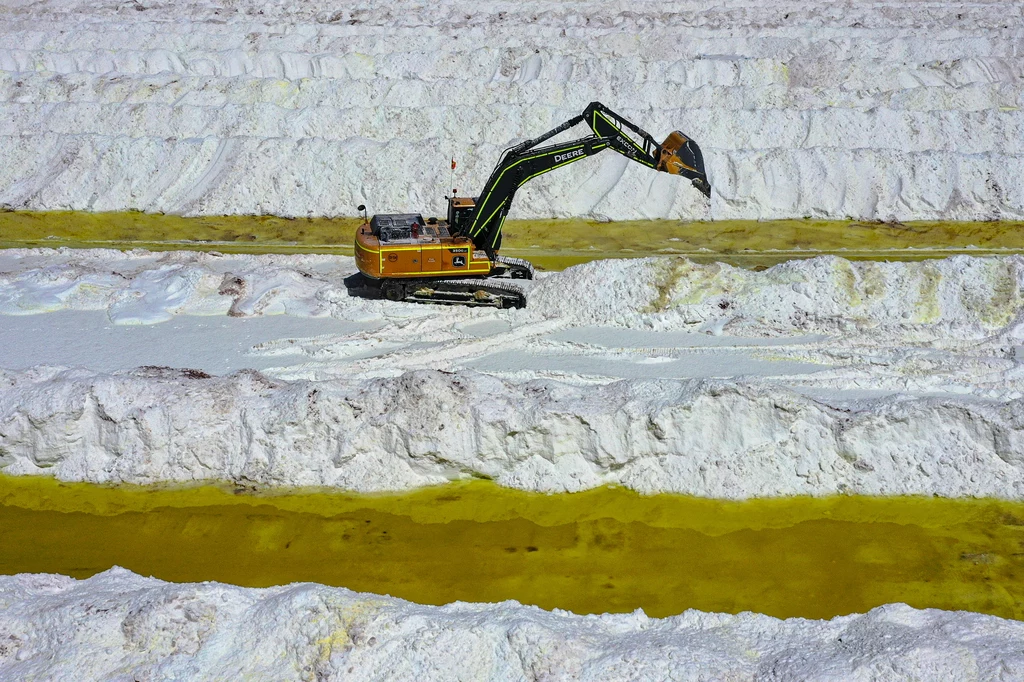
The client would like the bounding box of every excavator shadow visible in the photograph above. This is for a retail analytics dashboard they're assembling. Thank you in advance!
[342,273,383,300]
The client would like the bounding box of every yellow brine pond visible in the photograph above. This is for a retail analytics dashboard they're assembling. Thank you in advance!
[1,475,1022,621]
[3,210,1024,270]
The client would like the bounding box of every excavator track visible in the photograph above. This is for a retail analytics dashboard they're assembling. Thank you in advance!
[381,278,526,309]
[494,255,535,280]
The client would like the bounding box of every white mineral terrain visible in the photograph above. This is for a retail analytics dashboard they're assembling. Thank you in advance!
[2,567,1023,682]
[3,0,1024,676]
[5,249,1024,677]
[0,0,1022,221]
[3,249,1024,497]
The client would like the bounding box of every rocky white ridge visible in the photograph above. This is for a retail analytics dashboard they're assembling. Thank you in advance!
[1,568,1022,681]
[0,0,1022,221]
[3,366,1024,498]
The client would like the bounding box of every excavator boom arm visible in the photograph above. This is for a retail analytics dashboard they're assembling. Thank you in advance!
[584,102,710,190]
[583,102,660,168]
[460,101,711,255]
[466,135,615,251]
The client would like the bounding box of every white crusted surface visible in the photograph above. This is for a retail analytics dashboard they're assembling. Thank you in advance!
[4,250,1024,496]
[3,247,1024,340]
[0,568,1022,682]
[0,1,1022,220]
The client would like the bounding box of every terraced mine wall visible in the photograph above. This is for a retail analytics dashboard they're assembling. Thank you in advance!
[0,1,1022,221]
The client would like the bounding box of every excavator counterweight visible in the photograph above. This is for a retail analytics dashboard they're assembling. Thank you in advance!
[353,102,711,308]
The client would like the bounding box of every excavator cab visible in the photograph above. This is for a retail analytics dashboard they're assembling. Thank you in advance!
[447,196,477,237]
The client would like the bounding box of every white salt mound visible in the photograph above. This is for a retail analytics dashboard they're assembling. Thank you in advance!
[0,568,1021,681]
[0,1,1022,221]
[531,254,1024,339]
[4,248,1024,343]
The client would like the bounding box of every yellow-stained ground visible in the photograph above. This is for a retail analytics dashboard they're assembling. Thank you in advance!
[3,210,1024,270]
[3,475,1023,620]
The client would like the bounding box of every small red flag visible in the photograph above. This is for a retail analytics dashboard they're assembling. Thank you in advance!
[451,157,456,170]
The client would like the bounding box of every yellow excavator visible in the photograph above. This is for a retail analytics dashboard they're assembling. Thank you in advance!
[354,102,711,308]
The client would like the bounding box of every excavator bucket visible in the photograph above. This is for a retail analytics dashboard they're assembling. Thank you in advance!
[657,131,712,198]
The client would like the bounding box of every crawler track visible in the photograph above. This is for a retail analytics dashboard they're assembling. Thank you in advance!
[381,277,527,308]
[495,255,535,280]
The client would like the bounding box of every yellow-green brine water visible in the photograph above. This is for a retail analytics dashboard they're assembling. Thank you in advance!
[3,210,1024,270]
[2,476,1022,620]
